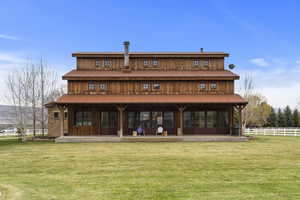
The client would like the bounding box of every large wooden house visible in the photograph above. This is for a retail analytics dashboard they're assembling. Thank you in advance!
[46,42,247,139]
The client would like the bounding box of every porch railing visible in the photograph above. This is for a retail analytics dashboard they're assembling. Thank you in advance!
[244,128,300,136]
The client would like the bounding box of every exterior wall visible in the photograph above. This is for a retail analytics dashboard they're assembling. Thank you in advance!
[77,57,224,71]
[47,106,68,138]
[68,80,234,95]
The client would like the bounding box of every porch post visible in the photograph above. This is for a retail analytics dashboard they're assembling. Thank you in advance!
[58,105,65,137]
[117,106,125,137]
[238,105,242,136]
[178,106,186,136]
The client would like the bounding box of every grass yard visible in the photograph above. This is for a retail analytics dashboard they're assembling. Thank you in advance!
[0,137,299,200]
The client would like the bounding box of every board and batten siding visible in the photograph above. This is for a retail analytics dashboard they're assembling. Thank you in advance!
[68,80,234,95]
[76,57,224,71]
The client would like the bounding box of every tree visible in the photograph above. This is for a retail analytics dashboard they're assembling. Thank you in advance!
[266,107,277,127]
[277,108,286,127]
[5,58,61,139]
[284,106,293,127]
[293,109,299,127]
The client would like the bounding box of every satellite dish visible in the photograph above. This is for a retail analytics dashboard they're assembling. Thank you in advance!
[229,64,236,69]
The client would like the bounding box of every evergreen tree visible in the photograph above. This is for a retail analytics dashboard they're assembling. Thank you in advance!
[293,109,300,127]
[266,107,277,127]
[284,106,293,127]
[277,108,286,127]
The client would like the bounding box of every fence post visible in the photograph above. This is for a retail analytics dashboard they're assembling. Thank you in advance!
[283,128,286,136]
[295,129,297,136]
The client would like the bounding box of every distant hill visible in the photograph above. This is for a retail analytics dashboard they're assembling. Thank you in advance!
[0,105,17,125]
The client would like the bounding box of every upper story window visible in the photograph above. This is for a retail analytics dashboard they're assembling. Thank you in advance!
[143,83,150,90]
[199,82,206,90]
[152,59,158,66]
[99,83,107,91]
[193,59,209,67]
[53,112,59,120]
[210,82,217,89]
[193,60,200,66]
[104,57,111,66]
[153,83,160,90]
[95,59,102,67]
[88,82,96,91]
[144,60,149,66]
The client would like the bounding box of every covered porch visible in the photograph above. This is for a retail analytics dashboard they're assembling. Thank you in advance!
[54,94,247,139]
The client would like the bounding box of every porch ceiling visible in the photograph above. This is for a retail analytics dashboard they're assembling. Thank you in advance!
[54,94,247,105]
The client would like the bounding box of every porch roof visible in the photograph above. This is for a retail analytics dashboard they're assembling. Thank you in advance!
[55,94,247,105]
[62,70,239,80]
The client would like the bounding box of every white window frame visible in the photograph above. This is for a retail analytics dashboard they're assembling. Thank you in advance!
[143,83,150,90]
[95,59,102,67]
[104,57,111,66]
[210,82,217,89]
[88,83,96,91]
[152,59,158,66]
[144,60,149,66]
[199,82,206,89]
[99,83,107,91]
[193,60,200,66]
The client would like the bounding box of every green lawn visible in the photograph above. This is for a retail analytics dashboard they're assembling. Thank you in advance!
[0,137,299,200]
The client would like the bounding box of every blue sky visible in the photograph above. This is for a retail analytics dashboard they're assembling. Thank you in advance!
[0,0,300,108]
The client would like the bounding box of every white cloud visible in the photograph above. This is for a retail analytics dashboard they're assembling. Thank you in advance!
[0,34,19,41]
[0,53,27,64]
[249,58,270,67]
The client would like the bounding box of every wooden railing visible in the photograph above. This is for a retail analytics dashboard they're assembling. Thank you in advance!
[245,128,300,136]
[0,129,48,137]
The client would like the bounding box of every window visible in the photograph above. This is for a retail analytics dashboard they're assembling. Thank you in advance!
[184,111,205,128]
[53,112,59,120]
[153,83,160,90]
[218,111,229,128]
[104,57,111,66]
[152,59,158,66]
[199,82,206,89]
[193,59,209,67]
[95,59,102,67]
[99,83,107,91]
[64,112,68,119]
[163,112,174,128]
[144,60,149,66]
[101,112,117,128]
[74,111,92,126]
[207,111,217,128]
[143,83,150,90]
[193,60,200,66]
[200,59,209,67]
[210,82,217,89]
[88,83,96,90]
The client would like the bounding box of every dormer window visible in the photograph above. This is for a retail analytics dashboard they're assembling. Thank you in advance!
[153,83,160,90]
[95,59,102,67]
[88,83,96,91]
[144,60,149,66]
[104,57,111,66]
[199,82,206,89]
[143,83,150,90]
[99,83,107,91]
[193,59,209,67]
[210,82,217,89]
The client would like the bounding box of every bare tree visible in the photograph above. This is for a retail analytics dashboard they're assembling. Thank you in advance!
[5,58,61,139]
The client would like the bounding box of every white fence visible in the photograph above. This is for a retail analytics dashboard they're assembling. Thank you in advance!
[0,129,48,137]
[245,128,300,136]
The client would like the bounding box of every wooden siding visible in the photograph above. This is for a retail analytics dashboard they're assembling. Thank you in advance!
[77,57,224,71]
[68,80,234,95]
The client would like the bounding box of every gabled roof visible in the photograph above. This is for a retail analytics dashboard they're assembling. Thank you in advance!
[72,52,229,58]
[63,70,239,80]
[55,94,247,105]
